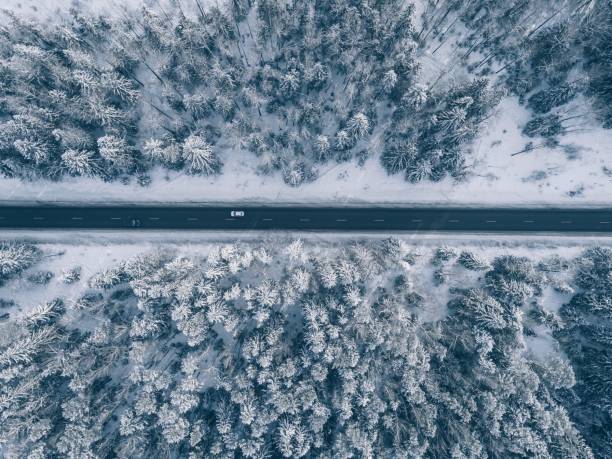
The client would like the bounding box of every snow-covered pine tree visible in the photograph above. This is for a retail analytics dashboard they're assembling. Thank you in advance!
[182,135,222,175]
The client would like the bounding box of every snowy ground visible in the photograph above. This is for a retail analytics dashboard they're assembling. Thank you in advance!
[1,94,610,206]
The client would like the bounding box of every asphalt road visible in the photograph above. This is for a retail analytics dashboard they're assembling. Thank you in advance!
[0,206,611,233]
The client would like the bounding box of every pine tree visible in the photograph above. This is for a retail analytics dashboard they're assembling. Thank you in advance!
[381,143,417,174]
[282,160,312,187]
[457,251,489,271]
[60,266,82,284]
[346,113,370,140]
[97,135,135,171]
[0,242,41,285]
[401,84,428,109]
[335,130,353,151]
[382,70,398,93]
[157,404,189,444]
[23,299,64,329]
[13,139,51,165]
[527,82,579,114]
[405,159,432,183]
[182,135,222,175]
[313,135,331,162]
[61,149,100,177]
[280,70,301,97]
[143,138,183,167]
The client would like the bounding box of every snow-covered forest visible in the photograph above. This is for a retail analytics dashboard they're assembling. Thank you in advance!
[0,0,610,197]
[0,236,611,457]
[1,0,611,456]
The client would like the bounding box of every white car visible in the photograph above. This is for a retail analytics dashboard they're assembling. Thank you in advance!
[230,210,245,217]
